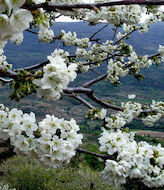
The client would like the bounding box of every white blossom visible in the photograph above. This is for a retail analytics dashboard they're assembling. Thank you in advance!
[128,94,136,99]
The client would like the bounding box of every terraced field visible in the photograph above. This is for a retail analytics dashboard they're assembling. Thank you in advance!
[135,130,164,141]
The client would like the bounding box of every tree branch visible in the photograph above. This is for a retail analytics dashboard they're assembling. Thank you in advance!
[76,148,115,160]
[148,53,160,59]
[14,60,49,71]
[26,29,38,35]
[86,91,122,111]
[83,54,116,66]
[71,94,95,109]
[63,87,93,94]
[23,1,164,12]
[112,26,118,41]
[0,66,17,79]
[114,28,136,45]
[89,24,109,41]
[82,73,107,87]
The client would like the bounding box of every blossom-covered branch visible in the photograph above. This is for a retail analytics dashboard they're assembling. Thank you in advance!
[23,0,164,12]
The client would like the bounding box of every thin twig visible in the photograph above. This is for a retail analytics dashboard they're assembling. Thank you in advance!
[114,28,136,45]
[148,53,160,59]
[14,60,49,71]
[77,148,115,160]
[86,92,122,111]
[82,73,107,87]
[112,26,118,41]
[72,94,95,109]
[26,29,38,35]
[89,68,102,76]
[89,24,109,40]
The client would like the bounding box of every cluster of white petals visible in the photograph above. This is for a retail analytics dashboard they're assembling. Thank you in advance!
[33,52,77,100]
[38,29,54,43]
[106,99,164,129]
[158,45,164,62]
[50,49,70,64]
[77,61,90,73]
[0,0,33,49]
[75,39,154,83]
[106,101,142,129]
[151,100,164,114]
[10,32,24,45]
[76,2,145,26]
[76,40,117,67]
[142,113,162,127]
[106,43,153,83]
[128,52,153,68]
[0,49,12,69]
[61,30,91,48]
[86,108,107,120]
[107,58,129,83]
[142,100,164,127]
[0,104,83,168]
[99,129,164,188]
[95,108,107,119]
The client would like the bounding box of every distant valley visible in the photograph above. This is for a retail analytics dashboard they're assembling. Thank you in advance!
[1,22,164,130]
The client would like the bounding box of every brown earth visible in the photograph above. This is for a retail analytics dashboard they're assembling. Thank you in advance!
[135,130,164,140]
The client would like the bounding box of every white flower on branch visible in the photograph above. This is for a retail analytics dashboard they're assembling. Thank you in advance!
[0,104,83,168]
[33,53,77,100]
[38,29,54,43]
[99,129,164,188]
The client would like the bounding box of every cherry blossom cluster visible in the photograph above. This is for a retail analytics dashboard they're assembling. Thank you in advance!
[158,45,164,62]
[50,49,70,64]
[142,100,164,127]
[77,61,90,73]
[75,39,154,82]
[104,96,164,129]
[107,58,129,84]
[0,104,83,168]
[61,30,91,48]
[38,29,54,43]
[60,2,147,26]
[104,4,144,25]
[0,49,12,69]
[0,184,15,190]
[105,101,142,129]
[76,40,117,65]
[105,98,164,129]
[86,108,107,120]
[36,8,55,43]
[56,0,158,28]
[107,42,153,84]
[0,0,33,49]
[33,52,77,100]
[99,129,164,188]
